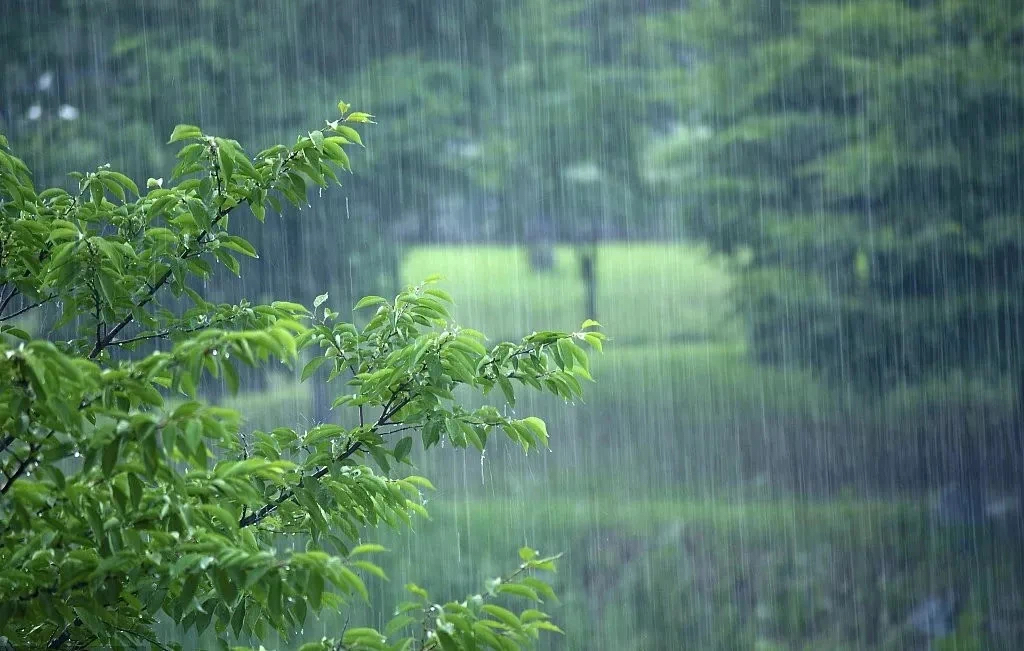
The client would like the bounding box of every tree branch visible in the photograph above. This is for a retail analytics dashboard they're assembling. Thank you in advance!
[106,317,223,347]
[0,286,19,316]
[89,267,173,358]
[0,294,55,322]
[1,441,42,495]
[88,201,232,359]
[238,393,416,529]
[238,436,363,528]
[89,144,305,360]
[46,618,81,649]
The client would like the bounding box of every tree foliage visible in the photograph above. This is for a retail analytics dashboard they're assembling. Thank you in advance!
[666,0,1024,392]
[0,104,603,650]
[1,1,502,308]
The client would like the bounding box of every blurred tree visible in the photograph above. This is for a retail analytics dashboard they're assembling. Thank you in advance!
[646,0,1024,492]
[664,0,1024,400]
[459,0,674,320]
[0,0,512,307]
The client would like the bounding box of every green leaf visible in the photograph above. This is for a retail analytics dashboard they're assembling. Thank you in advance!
[351,560,387,580]
[101,440,121,476]
[350,543,388,556]
[309,130,325,151]
[497,583,540,601]
[301,356,327,382]
[520,417,549,447]
[221,235,258,258]
[222,358,240,395]
[353,295,387,310]
[385,614,417,636]
[404,475,435,491]
[214,249,240,276]
[481,604,522,630]
[393,436,413,462]
[270,300,308,314]
[498,375,516,406]
[106,171,139,197]
[1,326,31,341]
[169,124,203,143]
[123,477,144,515]
[333,125,363,147]
[345,112,375,124]
[307,571,324,610]
[582,332,604,353]
[339,566,368,602]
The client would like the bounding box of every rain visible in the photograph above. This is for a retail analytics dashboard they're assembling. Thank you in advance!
[1,0,1022,649]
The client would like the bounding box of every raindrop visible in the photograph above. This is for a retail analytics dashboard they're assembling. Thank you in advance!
[27,105,42,121]
[37,71,54,91]
[57,105,79,121]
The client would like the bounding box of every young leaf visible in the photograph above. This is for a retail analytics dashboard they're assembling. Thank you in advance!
[353,295,387,310]
[393,436,413,462]
[168,124,203,143]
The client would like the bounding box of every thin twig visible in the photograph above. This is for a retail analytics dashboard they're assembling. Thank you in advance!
[110,624,175,651]
[0,286,19,315]
[1,441,41,495]
[238,436,363,528]
[239,391,416,529]
[107,318,221,347]
[378,425,419,437]
[46,618,81,649]
[89,267,173,358]
[91,277,103,356]
[0,294,55,322]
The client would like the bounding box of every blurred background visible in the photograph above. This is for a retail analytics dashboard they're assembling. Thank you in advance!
[4,0,1023,647]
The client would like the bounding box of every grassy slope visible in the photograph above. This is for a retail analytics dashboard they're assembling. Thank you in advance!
[401,242,740,343]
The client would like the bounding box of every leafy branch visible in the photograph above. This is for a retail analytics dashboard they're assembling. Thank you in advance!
[0,105,594,651]
[238,389,414,529]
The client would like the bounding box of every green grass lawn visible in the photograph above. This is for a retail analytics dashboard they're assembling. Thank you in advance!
[401,242,740,344]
